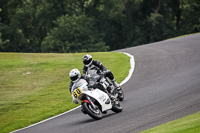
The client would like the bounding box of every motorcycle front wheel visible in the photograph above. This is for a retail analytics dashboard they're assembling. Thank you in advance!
[82,102,102,120]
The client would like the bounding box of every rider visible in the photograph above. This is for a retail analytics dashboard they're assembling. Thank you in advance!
[82,54,120,91]
[68,68,110,108]
[69,68,84,104]
[68,68,111,114]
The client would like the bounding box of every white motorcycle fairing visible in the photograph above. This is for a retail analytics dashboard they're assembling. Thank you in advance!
[71,79,112,112]
[83,89,112,112]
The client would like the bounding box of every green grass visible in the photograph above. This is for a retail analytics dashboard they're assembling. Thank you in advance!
[166,32,200,40]
[141,111,200,133]
[0,52,130,133]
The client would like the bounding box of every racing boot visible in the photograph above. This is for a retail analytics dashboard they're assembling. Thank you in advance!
[112,78,123,96]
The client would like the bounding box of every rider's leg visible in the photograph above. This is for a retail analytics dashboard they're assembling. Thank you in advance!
[111,78,120,88]
[105,70,120,88]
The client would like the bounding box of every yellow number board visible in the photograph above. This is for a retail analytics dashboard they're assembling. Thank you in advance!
[73,87,82,99]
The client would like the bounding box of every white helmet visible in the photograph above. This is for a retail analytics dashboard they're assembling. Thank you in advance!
[69,69,81,82]
[83,54,92,67]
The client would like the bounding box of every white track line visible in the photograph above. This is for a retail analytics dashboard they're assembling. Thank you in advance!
[120,52,135,86]
[11,52,135,133]
[10,106,81,133]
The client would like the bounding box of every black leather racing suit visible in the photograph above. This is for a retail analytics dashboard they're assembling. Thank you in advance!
[83,60,115,81]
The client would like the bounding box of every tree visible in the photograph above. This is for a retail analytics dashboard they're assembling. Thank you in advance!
[42,14,109,53]
[180,0,200,33]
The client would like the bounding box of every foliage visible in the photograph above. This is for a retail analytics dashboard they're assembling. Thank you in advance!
[0,0,200,52]
[42,14,109,53]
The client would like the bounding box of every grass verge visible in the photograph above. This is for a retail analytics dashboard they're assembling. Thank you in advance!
[141,111,200,133]
[166,32,200,40]
[0,52,130,133]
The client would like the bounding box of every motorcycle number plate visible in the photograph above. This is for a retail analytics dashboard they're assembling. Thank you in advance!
[73,87,82,99]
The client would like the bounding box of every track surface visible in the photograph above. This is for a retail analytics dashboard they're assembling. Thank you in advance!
[15,34,200,133]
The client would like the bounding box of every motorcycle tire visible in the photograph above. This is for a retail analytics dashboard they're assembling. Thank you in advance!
[82,102,102,120]
[111,100,123,113]
[117,88,124,101]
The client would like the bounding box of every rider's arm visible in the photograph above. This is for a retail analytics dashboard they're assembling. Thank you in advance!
[82,66,87,74]
[93,60,107,72]
[69,82,73,94]
[69,82,79,104]
[72,95,79,104]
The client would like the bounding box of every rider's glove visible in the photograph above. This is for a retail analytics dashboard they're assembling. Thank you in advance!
[72,98,79,104]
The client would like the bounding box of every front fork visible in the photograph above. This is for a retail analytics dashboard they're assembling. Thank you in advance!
[83,96,97,109]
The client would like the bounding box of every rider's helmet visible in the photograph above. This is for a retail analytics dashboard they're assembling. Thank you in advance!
[83,54,92,67]
[69,69,81,82]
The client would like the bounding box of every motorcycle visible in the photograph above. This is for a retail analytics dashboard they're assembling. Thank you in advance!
[71,73,123,120]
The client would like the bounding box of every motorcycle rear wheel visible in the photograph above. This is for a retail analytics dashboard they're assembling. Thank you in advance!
[82,102,102,120]
[111,100,123,113]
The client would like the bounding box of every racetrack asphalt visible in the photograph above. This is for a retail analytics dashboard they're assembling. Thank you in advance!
[13,33,200,133]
